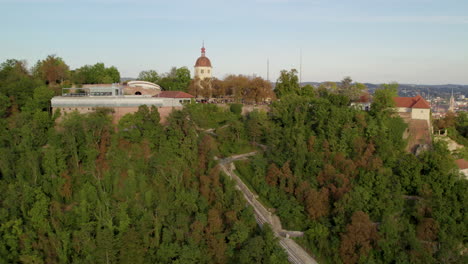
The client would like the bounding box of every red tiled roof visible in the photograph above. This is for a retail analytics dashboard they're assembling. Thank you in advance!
[155,91,195,99]
[195,56,212,67]
[359,93,371,103]
[455,159,468,170]
[393,95,430,109]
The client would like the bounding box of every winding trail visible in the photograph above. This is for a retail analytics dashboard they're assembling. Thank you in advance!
[217,152,318,264]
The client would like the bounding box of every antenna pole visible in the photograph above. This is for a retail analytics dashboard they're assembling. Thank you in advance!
[267,58,269,82]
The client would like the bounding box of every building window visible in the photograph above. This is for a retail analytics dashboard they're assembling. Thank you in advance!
[208,70,210,74]
[201,69,204,74]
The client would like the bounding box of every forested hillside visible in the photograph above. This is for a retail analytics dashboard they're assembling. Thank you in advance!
[0,59,466,264]
[0,60,288,263]
[235,83,467,263]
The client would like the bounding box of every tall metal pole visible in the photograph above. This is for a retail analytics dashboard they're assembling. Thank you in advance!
[267,58,269,82]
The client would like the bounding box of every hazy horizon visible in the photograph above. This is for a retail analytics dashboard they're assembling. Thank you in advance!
[1,0,467,85]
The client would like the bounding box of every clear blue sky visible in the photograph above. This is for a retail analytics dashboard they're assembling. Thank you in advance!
[1,0,467,84]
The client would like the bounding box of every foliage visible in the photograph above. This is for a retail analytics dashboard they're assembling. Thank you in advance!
[72,62,120,84]
[337,77,366,101]
[1,62,466,264]
[184,103,236,129]
[231,81,465,263]
[0,59,43,108]
[32,55,70,86]
[137,70,160,84]
[190,74,274,102]
[0,68,286,262]
[158,67,191,91]
[371,83,398,114]
[275,69,300,98]
[230,103,243,115]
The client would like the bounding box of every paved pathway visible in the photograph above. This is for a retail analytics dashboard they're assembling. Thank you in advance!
[218,152,318,264]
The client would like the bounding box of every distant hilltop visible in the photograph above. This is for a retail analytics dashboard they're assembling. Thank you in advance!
[299,82,468,97]
[300,82,468,90]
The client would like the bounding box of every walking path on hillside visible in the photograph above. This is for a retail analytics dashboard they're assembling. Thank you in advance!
[217,152,318,264]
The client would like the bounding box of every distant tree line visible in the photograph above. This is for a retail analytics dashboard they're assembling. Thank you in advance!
[138,67,191,92]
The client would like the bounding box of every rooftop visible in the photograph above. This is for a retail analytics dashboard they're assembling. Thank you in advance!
[155,91,195,99]
[195,45,212,67]
[455,159,468,170]
[393,95,430,109]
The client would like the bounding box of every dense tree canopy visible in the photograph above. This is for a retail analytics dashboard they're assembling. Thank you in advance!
[189,75,274,103]
[72,62,120,85]
[137,70,160,84]
[158,67,191,92]
[0,60,466,264]
[0,62,288,263]
[32,55,70,86]
[232,83,467,264]
[274,69,300,98]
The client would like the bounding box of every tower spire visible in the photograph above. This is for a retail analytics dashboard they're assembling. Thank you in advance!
[449,88,455,112]
[201,41,205,56]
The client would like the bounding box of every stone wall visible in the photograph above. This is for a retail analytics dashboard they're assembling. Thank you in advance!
[54,106,181,124]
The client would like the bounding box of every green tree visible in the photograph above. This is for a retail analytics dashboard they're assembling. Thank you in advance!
[72,63,120,84]
[371,83,398,114]
[229,103,243,115]
[0,59,40,107]
[32,55,70,86]
[159,67,191,91]
[0,93,10,117]
[138,70,160,84]
[337,77,366,101]
[275,69,300,98]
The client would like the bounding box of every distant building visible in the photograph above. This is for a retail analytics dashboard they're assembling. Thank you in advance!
[126,81,161,95]
[393,95,432,153]
[52,86,194,123]
[155,91,194,102]
[81,81,162,96]
[448,89,456,112]
[351,93,371,111]
[194,44,212,80]
[393,95,431,122]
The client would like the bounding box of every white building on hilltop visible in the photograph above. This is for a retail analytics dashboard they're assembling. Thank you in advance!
[194,44,212,80]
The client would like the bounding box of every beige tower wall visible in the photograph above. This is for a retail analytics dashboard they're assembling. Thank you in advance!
[194,66,212,80]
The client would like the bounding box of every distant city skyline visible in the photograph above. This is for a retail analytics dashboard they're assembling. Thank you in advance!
[1,0,467,84]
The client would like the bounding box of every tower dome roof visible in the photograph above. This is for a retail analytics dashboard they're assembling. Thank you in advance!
[194,45,212,67]
[195,56,212,67]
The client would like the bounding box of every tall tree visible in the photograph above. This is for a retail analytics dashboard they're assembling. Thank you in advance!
[32,55,70,86]
[340,211,378,264]
[72,63,120,84]
[159,67,191,91]
[275,69,300,98]
[371,83,398,114]
[137,70,160,84]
